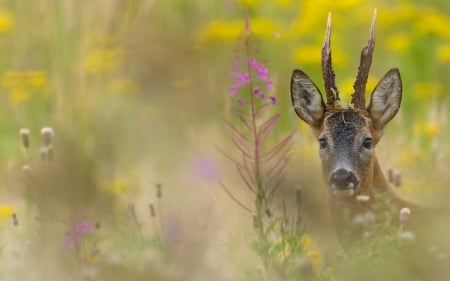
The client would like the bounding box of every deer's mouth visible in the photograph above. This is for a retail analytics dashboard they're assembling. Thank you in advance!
[331,182,359,197]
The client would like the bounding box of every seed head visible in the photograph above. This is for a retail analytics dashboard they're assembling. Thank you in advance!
[156,183,162,198]
[40,147,48,161]
[399,207,411,226]
[399,231,415,242]
[41,127,54,146]
[12,213,18,226]
[353,211,375,225]
[22,165,31,175]
[149,204,156,218]
[20,128,30,148]
[265,208,272,218]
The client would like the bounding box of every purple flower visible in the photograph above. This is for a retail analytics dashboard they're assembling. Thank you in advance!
[237,98,246,105]
[235,72,251,86]
[63,220,94,250]
[164,217,183,245]
[228,17,277,106]
[269,96,277,105]
[248,58,269,83]
[230,85,238,95]
[232,58,242,72]
[192,155,219,181]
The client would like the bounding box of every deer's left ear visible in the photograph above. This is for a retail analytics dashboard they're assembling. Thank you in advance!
[367,68,402,129]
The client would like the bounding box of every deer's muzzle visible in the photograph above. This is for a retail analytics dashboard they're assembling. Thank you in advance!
[329,168,359,197]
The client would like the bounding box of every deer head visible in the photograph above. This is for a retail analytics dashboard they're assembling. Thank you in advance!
[291,11,402,199]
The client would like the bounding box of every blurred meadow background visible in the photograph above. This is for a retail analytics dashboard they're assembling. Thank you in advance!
[0,0,450,280]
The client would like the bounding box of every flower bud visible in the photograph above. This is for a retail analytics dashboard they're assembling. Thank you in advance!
[149,204,156,218]
[156,183,162,198]
[22,165,31,175]
[41,127,54,146]
[19,128,30,148]
[40,147,48,161]
[399,207,411,226]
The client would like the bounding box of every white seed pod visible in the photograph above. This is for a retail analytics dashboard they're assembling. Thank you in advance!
[399,231,415,242]
[19,128,30,148]
[41,127,55,146]
[399,207,411,226]
[353,211,375,225]
[22,165,31,175]
[40,147,48,161]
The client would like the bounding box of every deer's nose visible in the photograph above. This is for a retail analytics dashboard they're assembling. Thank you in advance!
[330,169,359,191]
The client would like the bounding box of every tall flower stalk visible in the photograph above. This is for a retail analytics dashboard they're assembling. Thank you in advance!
[220,10,293,238]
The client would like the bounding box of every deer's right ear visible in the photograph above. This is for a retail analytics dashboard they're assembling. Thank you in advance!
[291,69,326,128]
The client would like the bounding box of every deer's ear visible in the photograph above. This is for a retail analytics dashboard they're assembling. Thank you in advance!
[291,69,325,128]
[368,68,402,129]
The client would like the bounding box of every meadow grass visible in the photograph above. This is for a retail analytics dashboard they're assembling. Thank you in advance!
[0,0,449,280]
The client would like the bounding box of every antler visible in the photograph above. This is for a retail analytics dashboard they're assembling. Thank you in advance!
[322,12,339,109]
[351,9,377,110]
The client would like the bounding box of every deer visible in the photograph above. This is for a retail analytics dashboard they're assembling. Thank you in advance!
[289,11,430,244]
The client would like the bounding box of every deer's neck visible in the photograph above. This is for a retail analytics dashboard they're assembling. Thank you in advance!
[328,155,404,242]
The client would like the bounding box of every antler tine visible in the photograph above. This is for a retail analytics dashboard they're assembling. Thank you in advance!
[322,12,339,109]
[352,9,377,110]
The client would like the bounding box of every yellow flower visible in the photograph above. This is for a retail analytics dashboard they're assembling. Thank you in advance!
[292,44,347,67]
[10,89,30,104]
[386,34,411,53]
[26,71,47,88]
[437,45,450,62]
[378,5,417,29]
[292,45,321,65]
[414,121,440,139]
[307,250,323,268]
[1,70,49,104]
[300,235,323,268]
[415,10,450,39]
[398,147,421,165]
[237,0,260,7]
[412,82,442,99]
[0,12,14,33]
[0,205,13,217]
[85,253,100,265]
[196,18,282,43]
[197,20,242,42]
[172,79,192,90]
[109,178,128,194]
[110,79,138,94]
[275,0,294,7]
[328,0,362,10]
[338,76,378,103]
[85,47,124,74]
[300,234,314,251]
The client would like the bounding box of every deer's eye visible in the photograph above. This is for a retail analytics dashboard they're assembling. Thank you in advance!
[362,138,372,150]
[318,137,328,149]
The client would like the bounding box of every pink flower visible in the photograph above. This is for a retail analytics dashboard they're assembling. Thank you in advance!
[192,155,219,181]
[269,96,277,105]
[63,220,94,250]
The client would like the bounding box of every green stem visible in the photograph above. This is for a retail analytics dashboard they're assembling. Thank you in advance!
[244,19,264,238]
